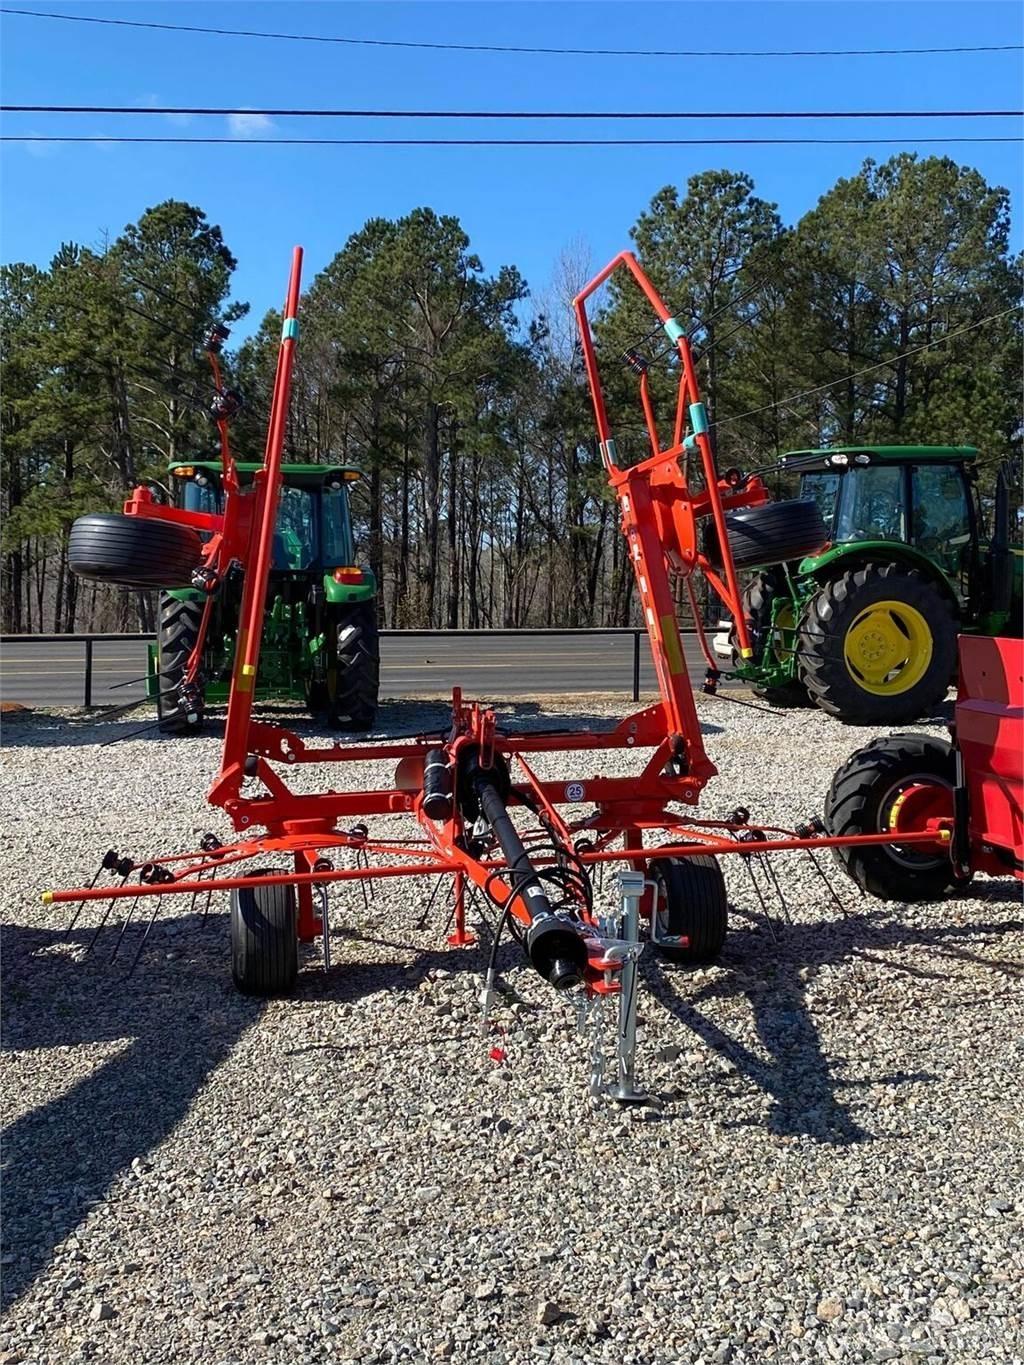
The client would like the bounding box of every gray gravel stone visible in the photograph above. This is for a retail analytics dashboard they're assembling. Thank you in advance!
[2,693,1022,1365]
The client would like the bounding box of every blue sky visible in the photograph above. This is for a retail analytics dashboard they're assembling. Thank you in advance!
[2,1,1021,339]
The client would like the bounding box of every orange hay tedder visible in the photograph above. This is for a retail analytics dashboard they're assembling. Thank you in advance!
[49,248,1023,1102]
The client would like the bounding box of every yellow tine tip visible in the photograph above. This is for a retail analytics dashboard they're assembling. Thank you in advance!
[41,891,54,904]
[739,648,754,659]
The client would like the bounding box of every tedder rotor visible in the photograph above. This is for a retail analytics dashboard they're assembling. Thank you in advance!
[47,247,1003,1102]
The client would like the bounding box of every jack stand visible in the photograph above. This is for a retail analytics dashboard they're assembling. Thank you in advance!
[447,872,477,947]
[599,870,649,1106]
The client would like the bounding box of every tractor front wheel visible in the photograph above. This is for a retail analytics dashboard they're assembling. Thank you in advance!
[649,854,728,963]
[799,564,957,724]
[824,734,961,900]
[156,593,206,736]
[230,870,298,995]
[730,570,812,708]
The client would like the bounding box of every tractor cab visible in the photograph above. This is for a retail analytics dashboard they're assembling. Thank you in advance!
[780,445,977,588]
[168,461,361,575]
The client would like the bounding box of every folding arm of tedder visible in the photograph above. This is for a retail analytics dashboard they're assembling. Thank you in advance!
[571,250,770,785]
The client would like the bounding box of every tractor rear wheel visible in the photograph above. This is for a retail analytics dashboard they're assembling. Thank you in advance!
[824,734,961,900]
[799,564,957,725]
[230,870,298,995]
[730,570,812,708]
[649,854,728,963]
[156,593,206,735]
[329,603,380,731]
[69,512,203,590]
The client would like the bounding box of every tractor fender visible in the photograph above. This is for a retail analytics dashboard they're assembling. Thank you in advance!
[798,541,960,607]
[323,567,377,605]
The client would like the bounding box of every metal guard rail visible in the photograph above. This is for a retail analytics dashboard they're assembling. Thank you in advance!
[0,628,699,708]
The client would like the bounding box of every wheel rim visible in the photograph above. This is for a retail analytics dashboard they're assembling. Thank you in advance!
[878,773,953,870]
[843,599,933,695]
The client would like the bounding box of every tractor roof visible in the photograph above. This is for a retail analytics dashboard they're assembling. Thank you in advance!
[169,460,362,487]
[781,445,977,472]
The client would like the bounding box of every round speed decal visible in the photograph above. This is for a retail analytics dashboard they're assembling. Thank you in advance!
[564,782,586,802]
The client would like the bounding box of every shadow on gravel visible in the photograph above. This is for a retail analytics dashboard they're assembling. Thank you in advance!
[0,698,721,750]
[649,894,1023,1146]
[0,914,263,1312]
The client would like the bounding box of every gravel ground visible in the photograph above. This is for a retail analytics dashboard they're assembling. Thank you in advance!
[2,692,1022,1365]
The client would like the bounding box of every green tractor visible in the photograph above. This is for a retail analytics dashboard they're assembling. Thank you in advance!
[149,461,380,734]
[714,446,1021,723]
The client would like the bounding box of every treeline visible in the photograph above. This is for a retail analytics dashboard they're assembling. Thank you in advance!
[2,154,1021,634]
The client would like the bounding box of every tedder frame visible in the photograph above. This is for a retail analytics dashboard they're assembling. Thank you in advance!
[47,248,955,1099]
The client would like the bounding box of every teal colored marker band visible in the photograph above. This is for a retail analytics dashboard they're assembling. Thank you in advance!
[663,316,687,343]
[689,402,708,436]
[683,434,698,450]
[281,318,299,341]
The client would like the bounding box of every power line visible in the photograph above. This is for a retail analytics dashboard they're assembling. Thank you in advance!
[712,305,1024,429]
[5,136,1022,148]
[2,8,1020,59]
[4,104,1020,120]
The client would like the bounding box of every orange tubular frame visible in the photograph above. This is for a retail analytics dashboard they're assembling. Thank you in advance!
[46,248,957,976]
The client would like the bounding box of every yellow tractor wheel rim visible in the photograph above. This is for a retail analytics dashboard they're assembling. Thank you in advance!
[843,599,933,696]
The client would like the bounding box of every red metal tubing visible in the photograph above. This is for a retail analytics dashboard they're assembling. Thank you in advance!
[45,827,948,906]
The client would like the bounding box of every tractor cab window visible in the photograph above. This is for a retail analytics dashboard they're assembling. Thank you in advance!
[911,465,971,577]
[800,471,841,532]
[180,476,222,517]
[272,487,317,570]
[321,485,355,567]
[179,475,222,543]
[834,464,906,544]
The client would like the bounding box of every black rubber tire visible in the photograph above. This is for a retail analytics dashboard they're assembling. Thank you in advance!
[823,734,961,901]
[156,593,207,735]
[69,512,203,589]
[329,602,380,730]
[649,854,728,963]
[799,563,957,725]
[305,677,331,712]
[729,570,812,707]
[230,870,298,996]
[719,499,827,571]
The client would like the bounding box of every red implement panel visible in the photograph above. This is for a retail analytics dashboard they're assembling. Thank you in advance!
[956,635,1024,878]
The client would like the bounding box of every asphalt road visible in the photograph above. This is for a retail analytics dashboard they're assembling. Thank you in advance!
[0,632,721,709]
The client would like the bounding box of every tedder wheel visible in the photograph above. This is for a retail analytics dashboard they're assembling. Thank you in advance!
[823,733,961,901]
[729,570,812,708]
[69,512,203,590]
[718,499,828,571]
[649,854,728,963]
[799,563,957,725]
[230,869,298,996]
[330,602,380,731]
[156,592,206,736]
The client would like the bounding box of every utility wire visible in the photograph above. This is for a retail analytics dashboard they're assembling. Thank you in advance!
[2,9,1020,59]
[4,104,1020,119]
[712,305,1023,429]
[4,136,1021,148]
